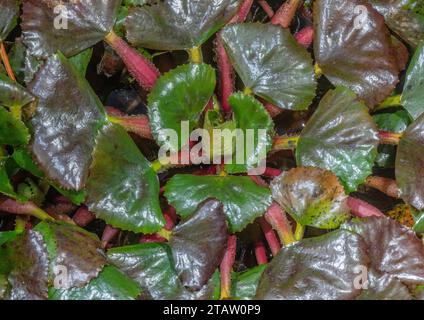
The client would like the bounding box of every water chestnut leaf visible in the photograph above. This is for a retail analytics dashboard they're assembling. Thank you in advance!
[169,199,227,291]
[231,264,266,300]
[373,109,412,133]
[0,73,35,109]
[0,106,29,146]
[396,113,424,210]
[28,53,107,191]
[314,0,400,107]
[22,0,121,58]
[402,42,424,120]
[221,23,316,111]
[0,0,19,41]
[49,265,141,300]
[35,221,107,289]
[385,10,424,49]
[296,87,379,193]
[165,174,272,233]
[270,167,350,229]
[125,0,241,51]
[148,63,216,153]
[224,93,274,174]
[86,123,165,234]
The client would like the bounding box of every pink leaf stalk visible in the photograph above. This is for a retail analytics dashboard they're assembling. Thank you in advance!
[365,176,400,198]
[347,197,385,218]
[139,234,167,244]
[259,218,281,256]
[254,240,269,265]
[73,206,96,227]
[258,0,275,18]
[263,167,283,178]
[0,198,53,221]
[102,225,120,248]
[265,202,295,246]
[105,31,160,91]
[271,0,302,28]
[220,235,237,299]
[295,26,314,48]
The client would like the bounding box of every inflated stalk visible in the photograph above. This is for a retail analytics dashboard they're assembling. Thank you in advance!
[264,102,283,117]
[347,197,385,218]
[0,42,16,81]
[216,0,254,115]
[265,202,295,246]
[295,26,314,48]
[108,115,153,139]
[215,36,234,115]
[157,228,171,241]
[105,31,160,90]
[294,223,305,241]
[101,225,120,249]
[378,131,402,145]
[258,217,281,256]
[188,47,203,64]
[73,206,96,227]
[220,235,237,299]
[273,135,300,151]
[271,0,301,28]
[254,240,268,265]
[263,167,283,178]
[258,0,275,18]
[365,176,400,198]
[0,198,53,221]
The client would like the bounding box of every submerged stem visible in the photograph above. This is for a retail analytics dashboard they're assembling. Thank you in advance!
[265,202,295,246]
[254,240,268,265]
[220,235,237,299]
[0,198,53,221]
[258,217,281,256]
[258,0,274,18]
[0,42,16,81]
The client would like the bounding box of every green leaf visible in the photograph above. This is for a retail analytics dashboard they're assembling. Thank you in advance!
[396,113,424,210]
[22,0,121,58]
[0,231,19,246]
[413,211,424,233]
[125,0,241,50]
[221,23,316,111]
[373,109,412,133]
[386,10,424,49]
[86,123,165,234]
[224,93,274,174]
[0,106,30,146]
[165,174,272,232]
[49,265,141,300]
[296,87,379,193]
[108,243,185,300]
[148,63,216,153]
[0,157,18,199]
[29,53,106,190]
[0,73,35,109]
[314,0,400,107]
[69,48,93,77]
[402,42,424,120]
[231,265,266,300]
[170,199,227,291]
[35,221,107,289]
[0,0,19,41]
[271,167,350,229]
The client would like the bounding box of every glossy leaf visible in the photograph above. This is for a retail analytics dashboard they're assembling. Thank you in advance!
[148,63,216,153]
[271,167,350,229]
[231,265,266,300]
[49,265,141,300]
[0,157,18,199]
[108,243,184,300]
[69,48,93,77]
[28,53,106,191]
[225,93,274,174]
[343,217,424,285]
[0,231,19,246]
[22,0,121,58]
[402,42,424,120]
[296,87,379,193]
[86,123,165,234]
[396,113,424,210]
[221,23,316,111]
[7,230,49,300]
[314,0,399,107]
[256,230,370,300]
[125,0,241,50]
[165,174,272,232]
[35,221,107,289]
[385,10,424,49]
[0,106,29,146]
[170,199,228,291]
[0,0,19,41]
[373,109,412,133]
[0,73,35,109]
